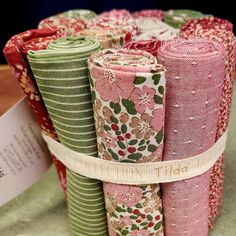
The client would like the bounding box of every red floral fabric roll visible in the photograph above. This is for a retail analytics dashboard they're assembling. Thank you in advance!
[3,28,67,193]
[124,39,162,57]
[158,38,225,236]
[180,23,236,227]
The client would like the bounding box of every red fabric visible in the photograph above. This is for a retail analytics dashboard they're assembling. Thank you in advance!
[132,9,164,20]
[88,9,139,36]
[124,39,162,57]
[158,38,225,236]
[181,16,233,32]
[38,16,87,36]
[3,28,67,193]
[180,21,235,228]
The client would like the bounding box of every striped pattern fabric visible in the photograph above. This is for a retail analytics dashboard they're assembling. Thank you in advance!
[27,36,108,236]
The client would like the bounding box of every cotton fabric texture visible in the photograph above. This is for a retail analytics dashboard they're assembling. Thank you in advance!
[180,24,236,227]
[3,27,67,193]
[27,36,108,236]
[88,49,166,236]
[158,38,225,236]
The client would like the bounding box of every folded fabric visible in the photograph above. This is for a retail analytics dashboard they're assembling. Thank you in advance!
[38,9,93,35]
[79,29,131,49]
[180,25,236,227]
[28,36,108,236]
[158,38,225,235]
[88,9,139,36]
[135,20,179,41]
[124,39,162,56]
[3,27,67,193]
[132,9,164,20]
[163,9,204,28]
[88,49,166,236]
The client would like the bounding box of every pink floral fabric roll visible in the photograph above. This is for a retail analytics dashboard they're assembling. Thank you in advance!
[88,9,139,36]
[88,49,166,236]
[158,39,225,235]
[180,26,236,227]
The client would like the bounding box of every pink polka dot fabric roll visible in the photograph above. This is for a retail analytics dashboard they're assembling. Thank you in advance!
[180,24,236,227]
[158,38,225,236]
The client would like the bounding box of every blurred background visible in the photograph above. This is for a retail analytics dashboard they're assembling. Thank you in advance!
[1,0,235,64]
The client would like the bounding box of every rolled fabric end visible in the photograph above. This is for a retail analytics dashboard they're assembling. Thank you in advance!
[164,9,204,28]
[181,16,234,34]
[124,39,162,57]
[78,28,131,49]
[158,38,225,236]
[88,48,166,235]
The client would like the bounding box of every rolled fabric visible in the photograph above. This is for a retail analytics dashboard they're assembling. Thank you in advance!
[163,9,204,28]
[132,9,164,20]
[158,39,225,235]
[132,10,164,33]
[124,39,162,56]
[135,20,179,41]
[3,27,67,193]
[28,37,108,236]
[180,26,236,227]
[181,16,233,32]
[78,29,131,49]
[38,10,90,35]
[88,49,166,236]
[88,9,139,36]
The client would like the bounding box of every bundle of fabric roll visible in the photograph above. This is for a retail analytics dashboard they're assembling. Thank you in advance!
[3,7,235,236]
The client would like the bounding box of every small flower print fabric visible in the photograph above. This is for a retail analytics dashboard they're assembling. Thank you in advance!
[158,38,225,236]
[79,29,131,49]
[88,49,166,236]
[38,9,96,35]
[3,27,67,193]
[124,39,162,57]
[180,19,236,228]
[88,9,139,36]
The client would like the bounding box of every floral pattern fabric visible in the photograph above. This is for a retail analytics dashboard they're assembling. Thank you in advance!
[79,29,131,49]
[180,24,236,228]
[88,49,166,235]
[88,9,139,36]
[3,28,67,193]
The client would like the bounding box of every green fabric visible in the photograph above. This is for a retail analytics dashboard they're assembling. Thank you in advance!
[27,36,108,236]
[61,9,97,19]
[164,9,204,28]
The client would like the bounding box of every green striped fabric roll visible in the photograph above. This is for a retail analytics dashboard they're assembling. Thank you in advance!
[28,36,108,236]
[164,9,204,28]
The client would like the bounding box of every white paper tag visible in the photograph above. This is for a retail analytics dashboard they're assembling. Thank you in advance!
[0,97,52,207]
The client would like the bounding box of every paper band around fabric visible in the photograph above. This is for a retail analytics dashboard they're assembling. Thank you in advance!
[42,130,227,185]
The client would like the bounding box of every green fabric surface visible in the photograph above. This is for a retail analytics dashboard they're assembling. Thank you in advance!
[27,36,108,236]
[164,9,204,28]
[61,9,97,19]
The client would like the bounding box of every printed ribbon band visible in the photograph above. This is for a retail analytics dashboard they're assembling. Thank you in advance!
[42,129,228,184]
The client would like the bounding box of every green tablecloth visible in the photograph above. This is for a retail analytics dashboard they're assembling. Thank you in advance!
[0,84,236,236]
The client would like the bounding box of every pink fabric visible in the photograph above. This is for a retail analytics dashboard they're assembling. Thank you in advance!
[124,39,162,57]
[180,25,236,227]
[158,39,225,235]
[132,9,164,20]
[88,9,139,36]
[88,49,166,235]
